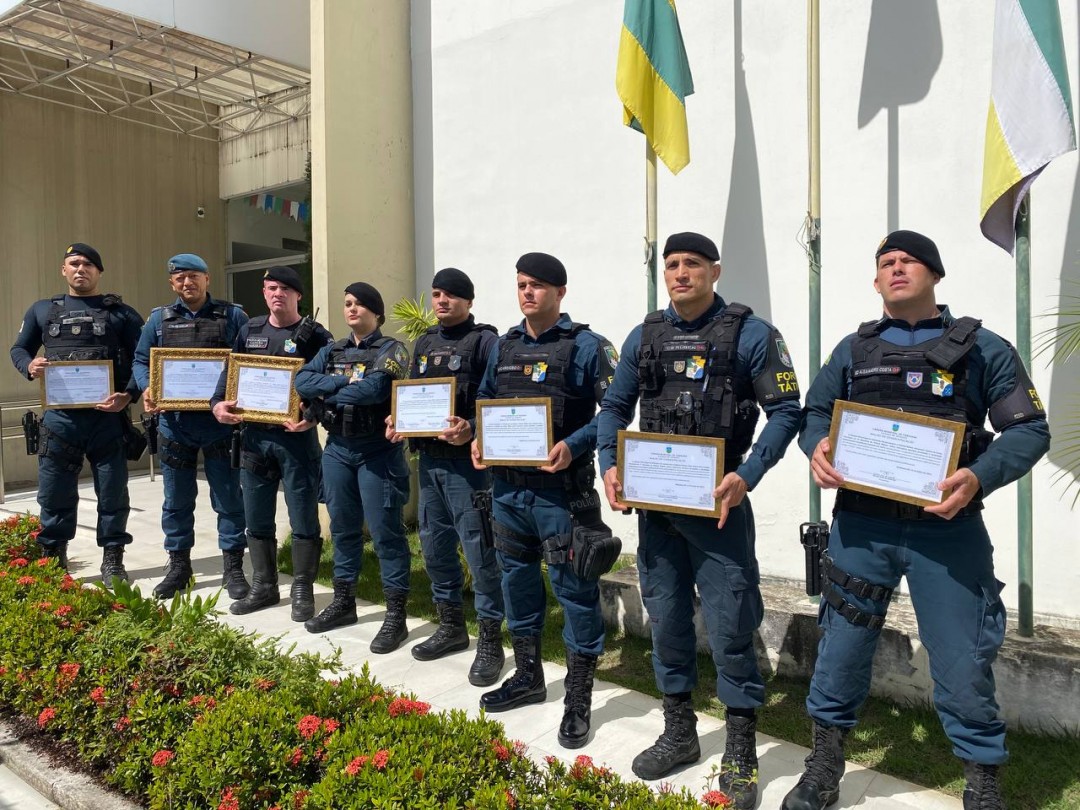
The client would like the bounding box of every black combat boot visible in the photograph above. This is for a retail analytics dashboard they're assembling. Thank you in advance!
[221,549,250,600]
[152,549,194,599]
[468,618,506,687]
[42,543,69,571]
[304,578,357,633]
[715,712,760,809]
[479,635,546,712]
[230,535,280,615]
[558,651,599,749]
[632,693,701,780]
[780,722,847,810]
[289,537,322,622]
[962,761,1006,810]
[412,601,469,661]
[370,589,409,654]
[99,545,130,585]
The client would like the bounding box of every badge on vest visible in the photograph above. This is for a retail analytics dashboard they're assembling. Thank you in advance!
[906,371,924,388]
[448,355,462,371]
[284,339,297,354]
[931,370,953,397]
[434,355,442,365]
[418,355,427,374]
[351,363,366,381]
[49,324,60,337]
[687,356,705,380]
[246,337,270,350]
[532,362,547,382]
[673,360,686,373]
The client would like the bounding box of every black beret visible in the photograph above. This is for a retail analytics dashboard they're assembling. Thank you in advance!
[515,252,567,286]
[875,230,945,277]
[263,265,303,294]
[662,232,720,262]
[64,242,103,271]
[344,281,385,319]
[431,267,474,300]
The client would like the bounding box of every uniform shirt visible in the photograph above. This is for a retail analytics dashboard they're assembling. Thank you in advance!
[10,294,145,391]
[475,313,619,461]
[294,328,405,410]
[598,295,802,490]
[130,296,248,397]
[209,316,334,407]
[799,306,1051,497]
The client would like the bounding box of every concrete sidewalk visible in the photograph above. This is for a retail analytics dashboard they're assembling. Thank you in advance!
[0,474,961,809]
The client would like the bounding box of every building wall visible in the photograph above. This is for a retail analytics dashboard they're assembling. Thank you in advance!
[416,1,1080,621]
[0,61,225,486]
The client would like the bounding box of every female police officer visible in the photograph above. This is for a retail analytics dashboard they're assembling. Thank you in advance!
[294,282,413,652]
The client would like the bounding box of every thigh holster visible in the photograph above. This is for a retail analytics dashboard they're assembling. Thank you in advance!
[241,449,281,482]
[202,435,232,461]
[39,427,84,473]
[159,437,198,470]
[492,521,542,563]
[821,554,893,630]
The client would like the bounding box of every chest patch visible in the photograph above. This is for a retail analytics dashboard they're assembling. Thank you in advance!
[246,337,270,350]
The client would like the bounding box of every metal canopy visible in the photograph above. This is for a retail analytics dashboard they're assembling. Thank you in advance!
[0,0,309,141]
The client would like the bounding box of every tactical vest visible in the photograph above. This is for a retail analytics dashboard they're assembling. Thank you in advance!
[42,294,124,365]
[848,316,990,468]
[493,324,595,443]
[412,322,496,458]
[637,304,758,466]
[159,301,231,349]
[242,315,300,357]
[319,336,397,438]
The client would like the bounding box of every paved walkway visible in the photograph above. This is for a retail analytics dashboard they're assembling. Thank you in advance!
[0,474,961,809]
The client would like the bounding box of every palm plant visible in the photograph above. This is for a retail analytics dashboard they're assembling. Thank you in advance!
[1035,281,1080,505]
[390,295,437,341]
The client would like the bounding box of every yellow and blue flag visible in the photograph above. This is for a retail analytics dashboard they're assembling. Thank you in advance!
[616,0,695,175]
[980,0,1076,253]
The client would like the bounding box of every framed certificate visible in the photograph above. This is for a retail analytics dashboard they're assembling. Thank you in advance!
[392,378,456,437]
[475,397,553,466]
[225,354,304,425]
[40,360,113,409]
[149,348,231,410]
[616,430,725,518]
[827,400,965,507]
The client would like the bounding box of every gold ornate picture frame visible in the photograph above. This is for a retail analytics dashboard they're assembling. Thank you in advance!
[225,353,304,425]
[149,348,231,411]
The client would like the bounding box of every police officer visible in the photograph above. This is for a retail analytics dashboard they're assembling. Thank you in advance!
[211,266,333,618]
[9,243,144,580]
[783,231,1049,810]
[385,268,506,685]
[598,232,801,806]
[470,252,619,750]
[131,254,249,600]
[294,282,413,652]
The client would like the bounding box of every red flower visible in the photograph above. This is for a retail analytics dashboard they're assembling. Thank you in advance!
[218,786,240,810]
[254,677,275,690]
[164,682,182,697]
[412,767,424,781]
[322,717,340,734]
[60,575,76,591]
[58,662,80,683]
[90,686,106,705]
[151,749,175,767]
[544,755,557,766]
[11,558,28,568]
[372,749,389,770]
[387,697,431,717]
[35,557,50,567]
[292,789,310,809]
[0,667,7,676]
[512,740,528,757]
[0,571,7,578]
[37,601,52,611]
[702,789,733,808]
[53,604,73,617]
[490,740,510,761]
[16,576,35,586]
[111,602,124,611]
[505,790,517,809]
[288,747,304,767]
[37,707,57,728]
[344,755,368,776]
[297,714,322,739]
[114,716,131,732]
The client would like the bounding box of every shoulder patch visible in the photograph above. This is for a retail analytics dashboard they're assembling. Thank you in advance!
[603,343,619,369]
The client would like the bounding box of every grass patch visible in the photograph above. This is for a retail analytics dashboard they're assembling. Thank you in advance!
[283,533,1080,810]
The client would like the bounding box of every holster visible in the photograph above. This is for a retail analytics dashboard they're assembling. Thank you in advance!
[541,519,622,581]
[799,520,829,597]
[241,448,281,481]
[120,409,148,461]
[39,426,84,473]
[471,489,495,550]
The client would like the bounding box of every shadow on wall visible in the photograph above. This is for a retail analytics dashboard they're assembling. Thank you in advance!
[719,0,771,321]
[858,0,942,231]
[1040,10,1080,496]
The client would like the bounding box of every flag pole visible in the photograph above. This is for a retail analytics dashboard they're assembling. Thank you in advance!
[1015,196,1034,637]
[807,0,822,523]
[646,142,658,312]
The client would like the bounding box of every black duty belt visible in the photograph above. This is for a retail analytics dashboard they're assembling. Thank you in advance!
[419,440,471,460]
[834,490,982,521]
